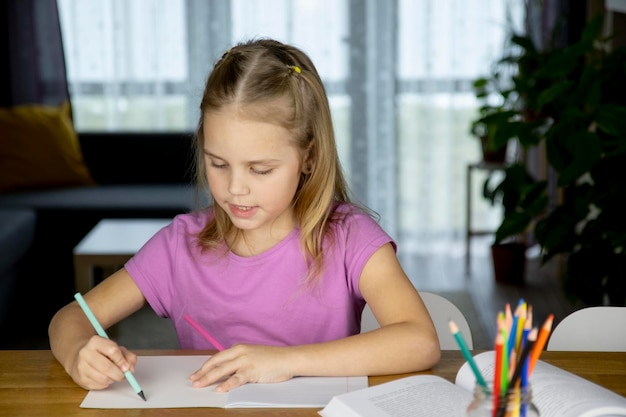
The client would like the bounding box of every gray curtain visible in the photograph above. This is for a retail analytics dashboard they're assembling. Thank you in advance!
[0,0,70,107]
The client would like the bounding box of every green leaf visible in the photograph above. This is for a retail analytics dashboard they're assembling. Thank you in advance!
[596,105,626,138]
[472,78,488,88]
[557,131,602,185]
[495,212,531,243]
[535,206,577,253]
[534,44,587,79]
[520,181,548,214]
[580,13,604,45]
[537,81,574,108]
[510,35,536,54]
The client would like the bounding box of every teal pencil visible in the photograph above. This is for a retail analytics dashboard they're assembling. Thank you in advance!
[74,292,147,401]
[448,320,489,395]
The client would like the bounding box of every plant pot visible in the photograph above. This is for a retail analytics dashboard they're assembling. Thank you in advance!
[491,242,526,285]
[480,136,507,163]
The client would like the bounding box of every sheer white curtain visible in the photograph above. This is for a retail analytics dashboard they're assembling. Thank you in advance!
[59,0,522,262]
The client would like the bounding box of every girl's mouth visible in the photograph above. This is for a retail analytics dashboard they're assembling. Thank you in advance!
[229,204,257,218]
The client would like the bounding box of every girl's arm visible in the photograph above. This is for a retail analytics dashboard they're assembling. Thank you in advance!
[190,242,441,391]
[48,268,146,390]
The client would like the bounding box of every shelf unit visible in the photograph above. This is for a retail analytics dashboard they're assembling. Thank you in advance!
[465,161,508,271]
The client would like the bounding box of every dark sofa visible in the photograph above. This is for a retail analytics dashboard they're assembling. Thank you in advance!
[0,132,204,348]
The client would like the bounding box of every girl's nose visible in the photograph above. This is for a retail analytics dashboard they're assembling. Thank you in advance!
[228,171,250,195]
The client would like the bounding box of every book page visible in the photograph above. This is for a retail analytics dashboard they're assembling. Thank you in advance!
[319,375,473,417]
[80,355,367,409]
[454,350,497,392]
[227,376,368,408]
[456,351,626,417]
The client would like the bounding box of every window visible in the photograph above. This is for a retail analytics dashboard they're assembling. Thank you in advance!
[58,0,522,261]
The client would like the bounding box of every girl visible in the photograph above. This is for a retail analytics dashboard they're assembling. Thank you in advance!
[49,38,440,393]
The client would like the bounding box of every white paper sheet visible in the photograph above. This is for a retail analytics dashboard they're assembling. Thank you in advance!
[80,355,368,409]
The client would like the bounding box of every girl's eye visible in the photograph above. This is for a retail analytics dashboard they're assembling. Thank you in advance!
[210,161,227,169]
[252,168,273,175]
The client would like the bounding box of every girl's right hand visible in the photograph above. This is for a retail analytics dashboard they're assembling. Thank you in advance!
[67,335,138,391]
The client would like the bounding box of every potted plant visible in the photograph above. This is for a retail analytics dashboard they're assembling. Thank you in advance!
[483,162,548,284]
[469,26,550,284]
[469,87,513,164]
[471,12,626,304]
[470,49,523,165]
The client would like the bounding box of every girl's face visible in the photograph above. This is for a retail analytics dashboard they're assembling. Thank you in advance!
[202,108,305,242]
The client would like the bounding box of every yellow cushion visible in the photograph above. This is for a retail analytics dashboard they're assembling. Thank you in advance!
[0,102,95,193]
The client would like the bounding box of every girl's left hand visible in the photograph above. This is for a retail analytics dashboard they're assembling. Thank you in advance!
[189,344,294,392]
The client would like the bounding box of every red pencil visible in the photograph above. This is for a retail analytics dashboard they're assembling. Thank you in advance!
[528,314,554,374]
[493,332,504,417]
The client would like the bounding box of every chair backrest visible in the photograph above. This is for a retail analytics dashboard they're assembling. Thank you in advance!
[547,306,626,352]
[361,291,473,350]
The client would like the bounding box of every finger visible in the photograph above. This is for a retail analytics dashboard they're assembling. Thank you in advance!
[120,346,138,372]
[73,352,118,389]
[190,364,235,388]
[84,336,131,379]
[215,373,247,393]
[96,340,134,373]
[190,358,242,389]
[81,360,118,389]
[189,352,231,382]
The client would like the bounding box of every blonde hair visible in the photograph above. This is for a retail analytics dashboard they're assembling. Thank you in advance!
[194,38,357,282]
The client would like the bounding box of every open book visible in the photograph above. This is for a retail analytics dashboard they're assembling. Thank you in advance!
[320,351,626,417]
[80,355,367,409]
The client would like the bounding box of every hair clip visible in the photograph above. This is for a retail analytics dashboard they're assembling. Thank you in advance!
[288,65,302,74]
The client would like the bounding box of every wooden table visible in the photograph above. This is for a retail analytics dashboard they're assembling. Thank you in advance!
[1,350,625,416]
[73,219,171,293]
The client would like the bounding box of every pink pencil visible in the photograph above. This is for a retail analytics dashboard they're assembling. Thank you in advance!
[183,314,225,351]
[504,303,513,337]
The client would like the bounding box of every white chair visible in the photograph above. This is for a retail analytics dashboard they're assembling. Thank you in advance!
[361,291,474,350]
[547,306,626,351]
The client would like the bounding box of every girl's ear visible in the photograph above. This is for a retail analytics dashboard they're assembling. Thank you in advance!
[302,142,315,174]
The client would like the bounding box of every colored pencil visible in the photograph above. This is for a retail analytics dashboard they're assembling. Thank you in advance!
[449,320,489,395]
[74,292,146,401]
[505,303,513,336]
[528,314,554,374]
[183,314,225,351]
[508,313,519,358]
[515,303,527,355]
[520,332,532,417]
[498,312,510,393]
[493,332,504,417]
[509,327,537,388]
[495,327,538,417]
[508,349,517,381]
[520,313,532,353]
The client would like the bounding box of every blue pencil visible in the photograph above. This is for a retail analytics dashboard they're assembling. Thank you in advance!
[507,299,524,356]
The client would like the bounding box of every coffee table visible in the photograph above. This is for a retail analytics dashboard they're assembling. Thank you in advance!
[73,219,171,293]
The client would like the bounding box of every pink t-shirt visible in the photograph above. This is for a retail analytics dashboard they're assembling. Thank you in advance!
[125,203,394,349]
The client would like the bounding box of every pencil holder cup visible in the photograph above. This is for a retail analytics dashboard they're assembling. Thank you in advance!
[467,383,539,417]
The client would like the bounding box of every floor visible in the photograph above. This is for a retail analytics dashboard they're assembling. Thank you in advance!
[400,236,583,349]
[1,237,583,351]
